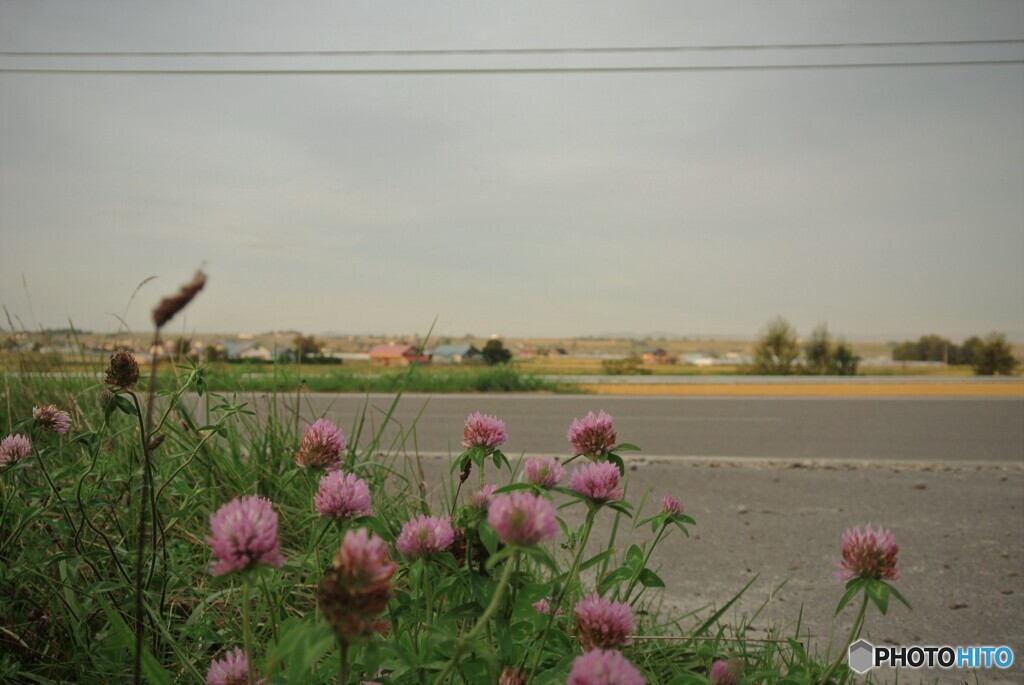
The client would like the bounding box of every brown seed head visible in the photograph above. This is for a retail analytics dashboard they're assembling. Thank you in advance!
[152,270,206,329]
[105,348,140,389]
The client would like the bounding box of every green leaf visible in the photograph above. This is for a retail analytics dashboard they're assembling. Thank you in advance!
[485,547,516,571]
[580,549,614,573]
[625,544,643,570]
[866,579,890,615]
[835,578,865,616]
[451,451,472,474]
[638,568,665,588]
[598,567,633,595]
[636,514,660,529]
[521,546,560,575]
[613,442,641,452]
[608,453,626,477]
[606,500,633,518]
[113,394,138,417]
[493,482,533,495]
[478,521,499,555]
[886,582,913,611]
[492,449,510,470]
[267,616,335,681]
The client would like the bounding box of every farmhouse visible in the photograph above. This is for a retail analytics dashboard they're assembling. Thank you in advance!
[430,344,480,364]
[641,348,678,364]
[368,344,427,367]
[219,340,273,362]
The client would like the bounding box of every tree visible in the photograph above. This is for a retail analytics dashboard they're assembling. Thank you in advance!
[831,341,860,376]
[481,339,512,365]
[752,316,800,375]
[804,323,833,375]
[973,333,1017,376]
[955,336,983,366]
[294,334,322,362]
[172,337,194,360]
[892,334,954,362]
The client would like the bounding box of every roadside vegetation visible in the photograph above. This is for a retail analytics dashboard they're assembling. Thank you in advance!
[0,275,914,684]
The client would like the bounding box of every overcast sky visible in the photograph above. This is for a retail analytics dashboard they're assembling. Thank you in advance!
[1,1,1022,342]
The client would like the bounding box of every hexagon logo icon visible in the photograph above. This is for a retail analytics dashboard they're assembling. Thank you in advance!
[848,639,875,674]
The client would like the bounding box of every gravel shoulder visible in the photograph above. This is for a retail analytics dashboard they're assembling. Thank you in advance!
[420,456,1024,684]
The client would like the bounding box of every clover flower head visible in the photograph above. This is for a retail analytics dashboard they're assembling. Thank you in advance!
[568,410,617,459]
[319,528,397,639]
[533,598,563,615]
[295,418,347,469]
[469,483,498,510]
[840,524,899,581]
[205,647,265,685]
[709,659,743,685]
[395,515,456,559]
[0,434,32,467]
[33,405,72,435]
[487,491,559,547]
[206,495,284,576]
[461,412,507,451]
[314,470,372,520]
[575,593,635,650]
[105,348,140,389]
[661,494,684,518]
[567,649,646,685]
[524,456,565,488]
[568,462,624,503]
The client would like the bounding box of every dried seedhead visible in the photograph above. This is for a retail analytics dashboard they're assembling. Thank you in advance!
[152,270,206,329]
[105,348,140,389]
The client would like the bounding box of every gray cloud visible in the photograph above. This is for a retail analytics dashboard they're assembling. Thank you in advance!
[2,1,1022,340]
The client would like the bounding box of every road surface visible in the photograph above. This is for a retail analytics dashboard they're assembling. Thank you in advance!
[241,393,1024,464]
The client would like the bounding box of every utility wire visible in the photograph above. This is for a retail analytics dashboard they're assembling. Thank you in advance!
[1,59,1021,76]
[0,38,1021,58]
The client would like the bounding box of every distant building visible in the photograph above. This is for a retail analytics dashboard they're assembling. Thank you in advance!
[219,340,273,361]
[641,348,678,364]
[682,353,715,367]
[429,344,480,364]
[368,344,428,366]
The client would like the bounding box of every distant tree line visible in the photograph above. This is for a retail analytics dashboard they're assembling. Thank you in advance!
[891,334,979,364]
[750,318,859,376]
[891,333,1016,375]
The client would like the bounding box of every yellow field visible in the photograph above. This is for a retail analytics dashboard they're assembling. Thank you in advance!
[577,380,1024,397]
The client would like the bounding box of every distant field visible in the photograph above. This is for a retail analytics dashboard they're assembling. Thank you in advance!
[0,350,993,393]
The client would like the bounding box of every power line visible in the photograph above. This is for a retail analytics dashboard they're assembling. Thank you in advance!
[0,38,1021,58]
[1,59,1021,76]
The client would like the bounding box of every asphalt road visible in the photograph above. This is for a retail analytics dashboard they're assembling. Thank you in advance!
[259,394,1024,464]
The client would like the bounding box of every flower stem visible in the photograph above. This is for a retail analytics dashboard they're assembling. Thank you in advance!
[424,562,435,629]
[431,551,518,685]
[338,637,349,685]
[819,592,869,684]
[242,580,256,685]
[621,522,669,603]
[528,506,598,676]
[132,371,157,685]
